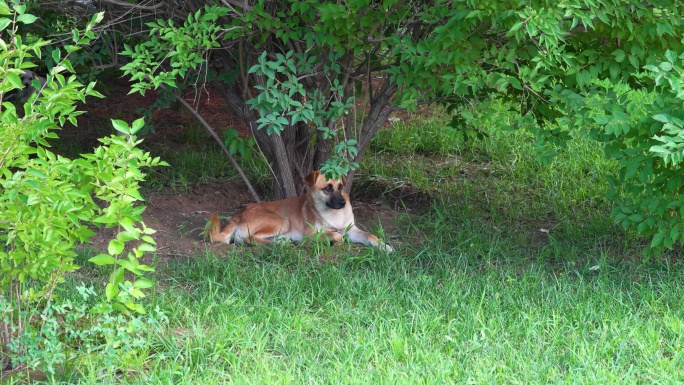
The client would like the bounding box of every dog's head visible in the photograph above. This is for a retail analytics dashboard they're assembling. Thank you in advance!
[304,171,348,210]
[20,70,38,87]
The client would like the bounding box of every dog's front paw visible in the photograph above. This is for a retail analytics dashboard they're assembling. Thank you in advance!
[380,242,394,253]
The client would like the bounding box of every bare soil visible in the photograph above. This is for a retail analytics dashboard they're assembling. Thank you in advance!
[72,78,412,257]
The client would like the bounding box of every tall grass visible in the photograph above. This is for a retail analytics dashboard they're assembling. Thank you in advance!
[365,109,623,254]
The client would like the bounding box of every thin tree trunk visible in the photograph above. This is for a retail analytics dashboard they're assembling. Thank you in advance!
[270,133,297,198]
[212,80,303,199]
[346,78,398,191]
[1,319,10,372]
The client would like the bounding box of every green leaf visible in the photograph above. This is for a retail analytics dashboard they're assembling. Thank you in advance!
[228,140,238,155]
[91,11,105,25]
[118,259,140,275]
[0,17,10,31]
[627,214,643,222]
[6,72,22,88]
[131,118,145,134]
[223,129,238,142]
[105,282,118,301]
[665,50,677,63]
[89,254,116,265]
[624,157,641,181]
[652,114,673,124]
[129,303,146,314]
[16,13,37,24]
[133,277,155,289]
[509,21,524,34]
[105,267,124,300]
[111,119,130,135]
[108,239,125,255]
[112,267,125,286]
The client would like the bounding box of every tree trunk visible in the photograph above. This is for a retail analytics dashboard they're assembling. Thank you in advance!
[211,80,308,199]
[346,79,398,191]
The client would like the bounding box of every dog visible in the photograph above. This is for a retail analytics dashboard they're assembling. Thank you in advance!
[2,69,46,104]
[209,171,393,252]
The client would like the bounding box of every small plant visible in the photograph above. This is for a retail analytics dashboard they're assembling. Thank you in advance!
[0,1,165,375]
[245,50,359,180]
[2,285,168,379]
[224,128,256,159]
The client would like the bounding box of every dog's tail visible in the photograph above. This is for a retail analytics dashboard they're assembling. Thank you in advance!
[209,213,225,243]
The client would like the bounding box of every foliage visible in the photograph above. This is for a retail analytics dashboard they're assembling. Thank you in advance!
[116,1,407,196]
[0,0,164,373]
[383,0,684,253]
[245,50,359,179]
[2,285,167,378]
[558,51,684,254]
[223,128,255,159]
[120,6,228,95]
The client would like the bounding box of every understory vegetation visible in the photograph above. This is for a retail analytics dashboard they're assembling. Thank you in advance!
[7,111,684,384]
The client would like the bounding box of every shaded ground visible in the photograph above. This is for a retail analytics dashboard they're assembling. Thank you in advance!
[73,78,410,257]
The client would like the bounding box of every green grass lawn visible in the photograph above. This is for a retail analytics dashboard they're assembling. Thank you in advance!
[7,112,684,384]
[57,243,684,384]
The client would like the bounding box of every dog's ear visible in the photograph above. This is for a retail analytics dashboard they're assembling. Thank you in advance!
[341,174,347,186]
[304,171,320,187]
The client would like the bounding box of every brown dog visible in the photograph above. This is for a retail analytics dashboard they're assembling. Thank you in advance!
[209,171,393,252]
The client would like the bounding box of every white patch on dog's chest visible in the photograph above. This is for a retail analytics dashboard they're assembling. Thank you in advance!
[319,208,354,232]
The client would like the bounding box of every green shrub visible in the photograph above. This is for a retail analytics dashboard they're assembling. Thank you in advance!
[560,51,684,255]
[0,2,165,376]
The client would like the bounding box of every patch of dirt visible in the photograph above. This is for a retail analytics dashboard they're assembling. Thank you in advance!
[74,79,410,257]
[352,179,434,214]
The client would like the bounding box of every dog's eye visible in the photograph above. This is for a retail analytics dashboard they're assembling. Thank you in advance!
[325,184,333,192]
[338,184,343,191]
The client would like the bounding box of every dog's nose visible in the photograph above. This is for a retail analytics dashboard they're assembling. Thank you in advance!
[327,195,346,209]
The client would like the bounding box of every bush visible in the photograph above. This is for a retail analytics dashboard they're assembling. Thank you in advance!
[0,2,164,375]
[560,51,684,255]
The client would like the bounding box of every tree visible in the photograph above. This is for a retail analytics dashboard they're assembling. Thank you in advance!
[28,0,684,252]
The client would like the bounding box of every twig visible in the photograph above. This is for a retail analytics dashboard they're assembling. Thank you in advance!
[100,0,164,11]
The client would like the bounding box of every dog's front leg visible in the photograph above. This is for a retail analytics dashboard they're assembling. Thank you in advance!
[322,230,343,244]
[346,225,393,253]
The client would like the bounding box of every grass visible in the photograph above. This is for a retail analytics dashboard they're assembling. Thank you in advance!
[364,111,622,251]
[34,242,684,384]
[7,109,684,383]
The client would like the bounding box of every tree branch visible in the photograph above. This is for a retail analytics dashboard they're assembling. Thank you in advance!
[100,0,165,11]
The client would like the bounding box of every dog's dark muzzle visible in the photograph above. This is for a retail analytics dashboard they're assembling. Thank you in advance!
[326,193,347,210]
